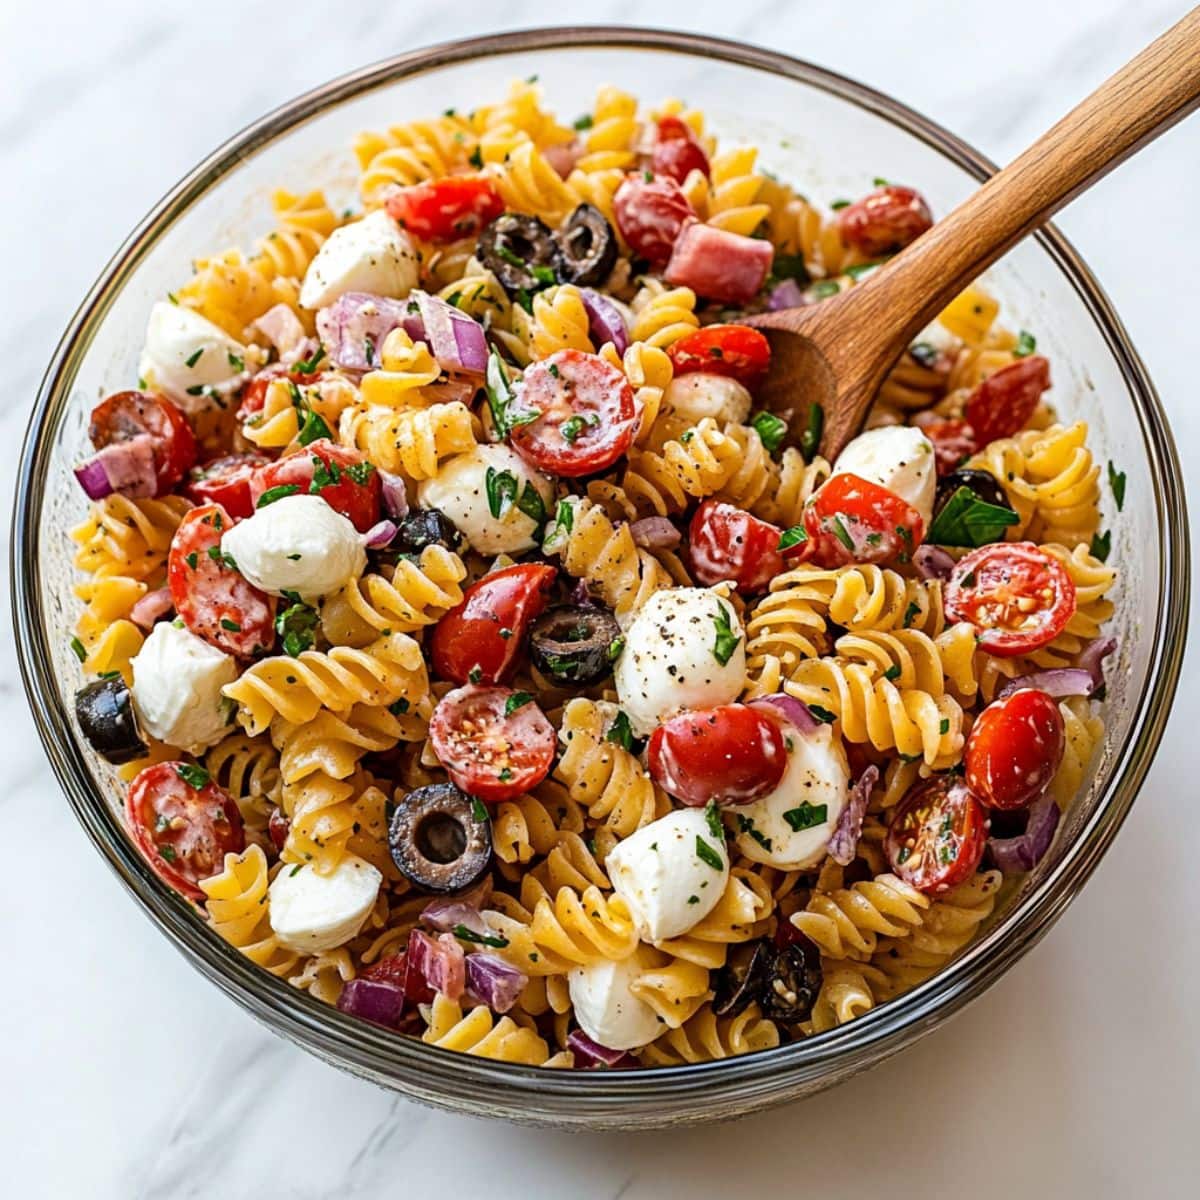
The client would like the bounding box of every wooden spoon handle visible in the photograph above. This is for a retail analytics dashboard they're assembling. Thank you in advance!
[821,6,1200,445]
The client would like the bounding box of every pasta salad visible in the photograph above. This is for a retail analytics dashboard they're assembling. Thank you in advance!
[67,80,1117,1068]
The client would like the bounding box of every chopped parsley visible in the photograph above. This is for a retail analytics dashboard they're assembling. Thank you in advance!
[220,618,242,633]
[750,410,787,455]
[504,691,534,716]
[783,802,828,832]
[736,813,772,852]
[694,836,724,871]
[485,348,540,437]
[453,925,509,948]
[560,413,600,444]
[1090,529,1112,563]
[309,454,341,492]
[926,485,1018,548]
[606,635,625,662]
[275,602,319,657]
[808,704,837,724]
[768,252,810,287]
[605,710,635,752]
[573,113,595,131]
[800,402,824,462]
[345,461,376,486]
[778,525,808,552]
[711,602,741,666]
[939,718,951,735]
[185,551,198,569]
[70,636,87,663]
[809,280,841,299]
[227,351,245,372]
[1108,461,1126,511]
[297,408,333,446]
[704,801,723,841]
[176,763,210,790]
[256,483,299,508]
[468,147,483,169]
[831,515,855,552]
[1014,330,1037,358]
[207,545,237,570]
[471,797,489,823]
[515,480,547,525]
[389,697,410,716]
[185,347,204,368]
[292,345,326,374]
[830,199,851,211]
[883,664,901,681]
[468,665,483,684]
[484,466,519,519]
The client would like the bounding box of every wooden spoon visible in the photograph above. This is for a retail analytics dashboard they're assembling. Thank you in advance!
[748,7,1200,460]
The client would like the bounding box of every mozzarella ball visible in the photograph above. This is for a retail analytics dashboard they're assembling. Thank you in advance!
[614,587,746,736]
[663,372,752,426]
[138,302,258,414]
[831,425,937,527]
[221,493,366,601]
[607,807,730,941]
[268,855,382,953]
[130,622,237,753]
[418,443,554,556]
[299,210,419,309]
[731,722,850,869]
[568,954,662,1051]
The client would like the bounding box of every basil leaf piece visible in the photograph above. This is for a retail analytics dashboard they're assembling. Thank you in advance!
[711,602,741,666]
[694,836,725,871]
[778,525,808,552]
[256,483,299,508]
[275,601,319,658]
[783,802,828,832]
[926,486,1019,548]
[484,467,519,519]
[800,402,824,462]
[750,410,787,455]
[176,763,211,790]
[504,692,534,716]
[297,408,333,446]
[515,481,546,525]
[1014,329,1037,358]
[1090,529,1112,563]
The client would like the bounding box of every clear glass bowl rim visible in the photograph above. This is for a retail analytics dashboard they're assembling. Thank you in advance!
[10,25,1190,1126]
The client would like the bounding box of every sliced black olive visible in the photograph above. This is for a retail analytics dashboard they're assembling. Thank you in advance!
[394,508,463,555]
[388,782,492,893]
[74,676,147,765]
[934,468,1014,519]
[554,204,618,287]
[759,935,823,1023]
[529,604,622,685]
[476,214,562,295]
[712,939,774,1018]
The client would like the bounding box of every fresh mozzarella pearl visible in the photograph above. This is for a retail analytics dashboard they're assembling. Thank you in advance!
[606,807,730,941]
[568,953,662,1051]
[221,494,366,600]
[614,587,746,736]
[418,443,554,556]
[138,302,258,414]
[831,425,937,527]
[663,373,752,426]
[268,855,382,953]
[130,622,237,753]
[731,722,850,869]
[299,210,419,309]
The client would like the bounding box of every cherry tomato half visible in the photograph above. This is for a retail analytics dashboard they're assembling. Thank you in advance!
[945,542,1076,658]
[126,761,245,901]
[510,349,638,477]
[803,472,925,568]
[965,688,1065,811]
[885,774,989,895]
[689,499,785,595]
[667,325,771,391]
[965,355,1051,446]
[650,116,711,184]
[835,184,933,256]
[237,362,323,422]
[184,453,271,519]
[428,685,556,804]
[249,439,381,533]
[168,504,277,657]
[384,176,504,243]
[430,563,558,685]
[648,704,787,807]
[917,418,978,477]
[613,173,695,265]
[89,390,197,496]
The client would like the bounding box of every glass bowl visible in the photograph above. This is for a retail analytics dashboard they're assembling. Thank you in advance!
[11,27,1189,1129]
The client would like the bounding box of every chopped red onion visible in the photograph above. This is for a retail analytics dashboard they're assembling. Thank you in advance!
[579,288,629,355]
[914,544,956,580]
[750,693,820,736]
[828,765,878,866]
[379,471,409,520]
[767,278,805,311]
[404,290,489,375]
[336,977,407,1028]
[1077,636,1117,692]
[74,435,158,500]
[543,140,583,179]
[421,898,489,938]
[988,793,1060,873]
[406,929,466,1001]
[252,303,308,357]
[362,519,398,549]
[566,1029,639,1069]
[996,668,1095,702]
[129,588,173,631]
[316,292,412,371]
[464,953,527,1013]
[629,516,682,550]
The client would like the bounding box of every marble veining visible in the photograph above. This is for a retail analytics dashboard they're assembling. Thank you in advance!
[3,1,1198,1196]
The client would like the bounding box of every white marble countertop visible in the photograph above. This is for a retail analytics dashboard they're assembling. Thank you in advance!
[3,0,1198,1195]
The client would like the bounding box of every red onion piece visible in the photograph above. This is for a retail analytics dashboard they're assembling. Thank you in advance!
[987,793,1060,873]
[629,516,682,550]
[1077,636,1117,692]
[544,140,583,179]
[566,1029,639,1069]
[464,953,528,1014]
[405,290,489,375]
[828,765,878,866]
[74,457,114,500]
[336,977,407,1028]
[996,668,1095,702]
[750,693,820,736]
[767,278,805,311]
[914,543,956,580]
[316,292,413,371]
[379,471,409,521]
[362,519,398,549]
[129,588,173,631]
[406,929,466,1001]
[252,303,308,357]
[579,288,629,355]
[74,435,159,500]
[420,898,489,938]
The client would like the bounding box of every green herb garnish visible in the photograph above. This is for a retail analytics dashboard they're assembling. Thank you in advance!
[256,483,299,508]
[783,802,828,832]
[1014,330,1037,358]
[711,602,740,666]
[1090,529,1112,563]
[777,525,808,552]
[750,410,787,455]
[453,925,509,948]
[704,801,723,840]
[176,763,210,790]
[831,515,855,552]
[1108,461,1126,511]
[70,636,87,663]
[605,710,635,752]
[695,836,724,871]
[297,408,333,446]
[926,486,1018,548]
[484,467,519,519]
[505,692,534,716]
[275,602,319,657]
[800,402,824,462]
[808,704,837,724]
